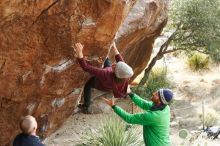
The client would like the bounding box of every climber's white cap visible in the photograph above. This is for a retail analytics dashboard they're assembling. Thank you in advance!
[115,61,134,78]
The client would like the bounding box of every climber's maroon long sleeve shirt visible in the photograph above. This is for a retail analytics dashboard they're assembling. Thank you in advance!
[77,54,128,98]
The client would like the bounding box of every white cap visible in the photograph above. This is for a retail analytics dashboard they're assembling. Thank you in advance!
[115,61,134,78]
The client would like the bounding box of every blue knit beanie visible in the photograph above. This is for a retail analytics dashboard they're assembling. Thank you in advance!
[157,89,173,105]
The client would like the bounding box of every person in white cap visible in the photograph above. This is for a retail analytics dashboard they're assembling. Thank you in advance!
[13,115,45,146]
[74,42,134,114]
[102,88,174,146]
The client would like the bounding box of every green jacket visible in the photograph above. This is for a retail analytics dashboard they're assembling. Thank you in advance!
[113,93,171,146]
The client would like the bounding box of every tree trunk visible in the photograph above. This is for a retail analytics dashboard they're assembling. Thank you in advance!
[138,54,162,86]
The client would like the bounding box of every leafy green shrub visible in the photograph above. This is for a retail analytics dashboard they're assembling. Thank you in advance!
[132,67,171,99]
[77,115,143,146]
[170,0,220,63]
[187,53,210,71]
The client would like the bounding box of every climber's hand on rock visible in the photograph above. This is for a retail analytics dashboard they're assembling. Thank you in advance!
[113,41,117,49]
[112,41,119,55]
[74,43,84,58]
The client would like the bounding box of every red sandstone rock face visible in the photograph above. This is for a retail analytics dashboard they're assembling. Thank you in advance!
[0,0,168,145]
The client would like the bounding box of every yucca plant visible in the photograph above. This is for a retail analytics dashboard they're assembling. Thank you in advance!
[132,67,171,99]
[187,53,210,71]
[146,67,171,96]
[77,115,144,146]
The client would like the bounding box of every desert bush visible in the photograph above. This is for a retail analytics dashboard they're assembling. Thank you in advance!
[199,108,219,127]
[187,53,210,71]
[132,67,171,99]
[77,115,144,146]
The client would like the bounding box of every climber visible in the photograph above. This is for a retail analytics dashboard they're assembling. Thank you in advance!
[13,115,45,146]
[102,88,174,146]
[74,41,134,114]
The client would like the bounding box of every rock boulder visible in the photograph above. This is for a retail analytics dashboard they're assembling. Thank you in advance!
[0,0,168,145]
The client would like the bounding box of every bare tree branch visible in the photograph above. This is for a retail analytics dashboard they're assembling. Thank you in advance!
[138,25,181,86]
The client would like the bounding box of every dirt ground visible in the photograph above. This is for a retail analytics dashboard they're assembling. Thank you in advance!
[44,54,220,146]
